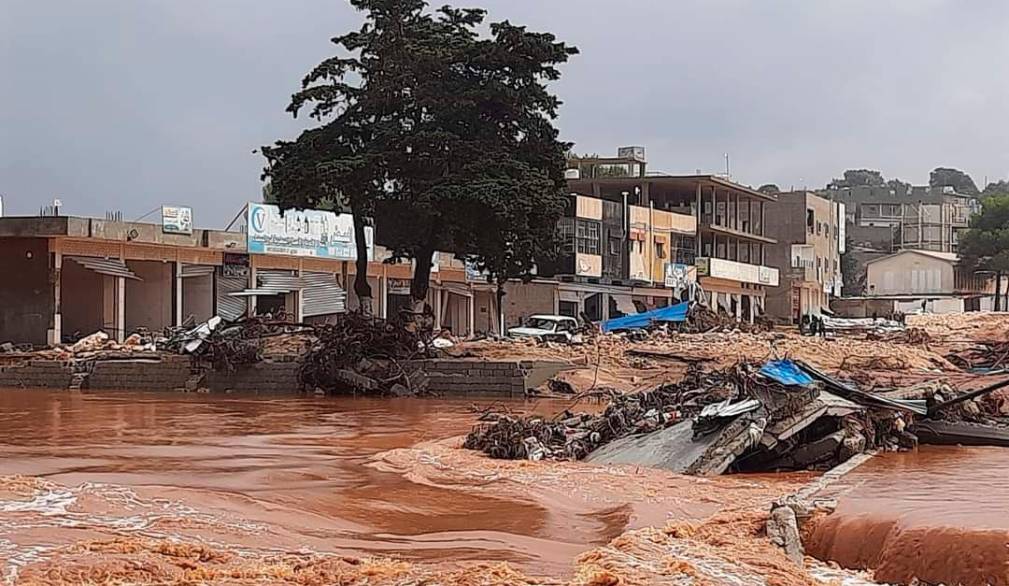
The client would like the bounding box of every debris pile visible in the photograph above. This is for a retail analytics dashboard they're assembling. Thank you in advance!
[867,327,932,346]
[682,305,770,334]
[946,342,1009,371]
[465,360,887,473]
[300,313,433,395]
[162,316,315,372]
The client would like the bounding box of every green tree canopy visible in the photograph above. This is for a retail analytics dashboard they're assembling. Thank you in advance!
[827,169,884,189]
[262,0,576,316]
[959,195,1009,273]
[983,180,1009,197]
[757,183,780,194]
[885,178,911,194]
[929,167,979,195]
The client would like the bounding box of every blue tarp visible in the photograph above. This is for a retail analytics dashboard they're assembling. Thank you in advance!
[601,302,689,333]
[759,360,815,387]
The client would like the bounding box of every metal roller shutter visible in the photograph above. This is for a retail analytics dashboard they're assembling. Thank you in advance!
[216,272,248,321]
[302,272,347,317]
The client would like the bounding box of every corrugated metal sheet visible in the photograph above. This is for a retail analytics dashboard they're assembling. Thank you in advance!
[302,271,347,317]
[228,270,301,297]
[181,264,216,278]
[259,270,304,293]
[224,270,346,317]
[216,273,248,321]
[67,256,141,280]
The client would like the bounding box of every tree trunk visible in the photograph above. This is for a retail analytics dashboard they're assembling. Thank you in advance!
[996,271,1004,312]
[409,243,435,327]
[352,209,373,317]
[495,280,505,337]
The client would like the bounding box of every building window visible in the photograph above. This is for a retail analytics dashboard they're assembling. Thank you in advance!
[655,242,666,259]
[807,209,815,234]
[816,221,822,235]
[609,238,620,256]
[575,220,600,255]
[558,219,575,253]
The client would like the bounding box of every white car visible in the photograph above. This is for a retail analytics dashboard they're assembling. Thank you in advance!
[508,315,581,343]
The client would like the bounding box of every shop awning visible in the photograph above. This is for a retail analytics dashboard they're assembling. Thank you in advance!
[67,256,141,280]
[180,264,216,278]
[440,282,474,298]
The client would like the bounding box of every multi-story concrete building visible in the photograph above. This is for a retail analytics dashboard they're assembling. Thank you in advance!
[545,192,697,322]
[763,191,844,323]
[826,184,980,294]
[566,148,779,322]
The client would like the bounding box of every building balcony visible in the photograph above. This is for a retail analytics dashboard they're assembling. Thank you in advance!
[696,257,779,287]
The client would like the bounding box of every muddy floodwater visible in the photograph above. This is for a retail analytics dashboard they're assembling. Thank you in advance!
[807,445,1009,586]
[0,390,611,579]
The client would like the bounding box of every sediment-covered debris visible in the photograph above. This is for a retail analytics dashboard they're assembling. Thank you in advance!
[946,341,1009,371]
[464,360,892,473]
[300,313,433,395]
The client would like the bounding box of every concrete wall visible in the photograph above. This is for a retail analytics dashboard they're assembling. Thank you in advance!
[503,281,557,328]
[89,357,192,390]
[867,252,955,295]
[60,260,105,338]
[182,274,214,323]
[0,360,73,388]
[473,290,498,335]
[423,359,570,395]
[0,238,52,347]
[441,292,471,336]
[125,260,173,333]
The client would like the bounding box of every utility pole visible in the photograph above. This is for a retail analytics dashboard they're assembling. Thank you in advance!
[724,153,730,178]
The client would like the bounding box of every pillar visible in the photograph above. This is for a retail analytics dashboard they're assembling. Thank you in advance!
[695,183,703,257]
[49,246,62,346]
[294,265,304,323]
[433,286,443,330]
[468,287,476,339]
[380,267,389,319]
[174,262,184,327]
[247,260,257,317]
[115,276,126,342]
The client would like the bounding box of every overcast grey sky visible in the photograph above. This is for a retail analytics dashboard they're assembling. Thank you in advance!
[3,1,1008,226]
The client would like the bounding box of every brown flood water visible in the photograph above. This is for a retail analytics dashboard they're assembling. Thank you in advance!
[0,389,660,582]
[807,445,1009,585]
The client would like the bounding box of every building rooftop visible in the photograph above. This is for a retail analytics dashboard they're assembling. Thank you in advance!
[866,248,959,266]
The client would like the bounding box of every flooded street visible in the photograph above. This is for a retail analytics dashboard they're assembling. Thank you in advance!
[807,445,1009,585]
[0,388,874,585]
[1,389,610,581]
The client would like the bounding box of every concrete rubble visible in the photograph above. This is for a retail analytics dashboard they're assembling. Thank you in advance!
[465,311,1009,476]
[464,360,893,474]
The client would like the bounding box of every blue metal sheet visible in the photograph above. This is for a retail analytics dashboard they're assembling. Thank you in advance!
[760,360,816,387]
[601,302,689,333]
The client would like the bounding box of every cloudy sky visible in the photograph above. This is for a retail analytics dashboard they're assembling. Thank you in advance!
[3,0,1008,226]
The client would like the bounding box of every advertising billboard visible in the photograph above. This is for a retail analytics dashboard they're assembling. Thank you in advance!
[246,202,374,261]
[162,206,193,235]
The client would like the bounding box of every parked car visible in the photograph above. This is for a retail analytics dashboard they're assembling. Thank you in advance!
[507,315,582,343]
